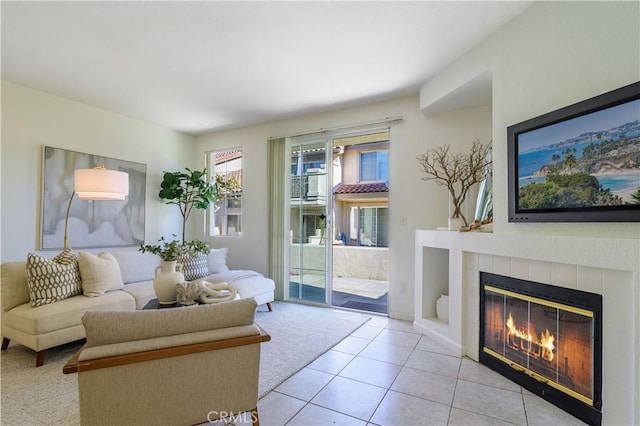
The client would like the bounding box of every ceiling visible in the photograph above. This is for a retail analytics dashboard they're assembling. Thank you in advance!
[1,1,531,135]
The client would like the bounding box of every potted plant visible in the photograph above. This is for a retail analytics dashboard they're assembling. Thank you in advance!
[139,235,186,261]
[158,167,218,244]
[317,214,326,245]
[147,167,218,281]
[139,236,186,304]
[417,140,492,230]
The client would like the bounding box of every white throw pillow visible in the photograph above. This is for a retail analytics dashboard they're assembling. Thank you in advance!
[78,252,124,297]
[25,248,82,307]
[207,248,230,274]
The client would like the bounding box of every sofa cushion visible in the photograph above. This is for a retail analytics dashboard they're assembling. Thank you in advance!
[109,250,161,284]
[3,291,135,335]
[79,252,124,297]
[207,248,230,274]
[25,248,82,307]
[232,276,276,299]
[119,280,156,310]
[82,298,258,347]
[1,261,30,311]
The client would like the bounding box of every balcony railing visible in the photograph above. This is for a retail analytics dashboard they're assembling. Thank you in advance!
[291,173,326,204]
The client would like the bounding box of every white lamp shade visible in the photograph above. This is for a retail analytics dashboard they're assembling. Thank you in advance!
[74,168,129,200]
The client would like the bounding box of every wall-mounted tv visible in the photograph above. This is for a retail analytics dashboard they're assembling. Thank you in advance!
[508,82,640,222]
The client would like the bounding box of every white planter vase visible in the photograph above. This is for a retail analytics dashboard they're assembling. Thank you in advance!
[153,261,184,305]
[436,294,449,324]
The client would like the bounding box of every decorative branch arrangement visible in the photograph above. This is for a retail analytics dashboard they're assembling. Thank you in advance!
[417,140,492,227]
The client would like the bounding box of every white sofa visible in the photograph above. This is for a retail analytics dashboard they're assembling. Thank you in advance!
[0,249,275,366]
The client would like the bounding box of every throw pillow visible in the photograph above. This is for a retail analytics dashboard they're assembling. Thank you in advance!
[78,252,124,297]
[207,248,230,274]
[178,253,209,281]
[25,248,82,307]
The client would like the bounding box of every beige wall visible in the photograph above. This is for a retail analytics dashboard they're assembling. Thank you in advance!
[0,82,195,262]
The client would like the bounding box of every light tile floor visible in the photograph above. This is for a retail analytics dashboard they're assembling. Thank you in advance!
[223,315,587,426]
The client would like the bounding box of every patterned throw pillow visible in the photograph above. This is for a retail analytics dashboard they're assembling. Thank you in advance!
[25,248,82,307]
[178,253,209,281]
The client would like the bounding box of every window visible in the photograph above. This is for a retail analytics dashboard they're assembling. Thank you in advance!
[348,206,388,247]
[360,150,389,182]
[208,148,242,236]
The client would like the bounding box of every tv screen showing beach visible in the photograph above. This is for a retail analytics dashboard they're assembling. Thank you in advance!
[516,99,640,211]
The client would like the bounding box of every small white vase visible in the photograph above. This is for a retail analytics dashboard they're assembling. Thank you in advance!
[448,217,463,231]
[153,261,184,305]
[436,294,449,324]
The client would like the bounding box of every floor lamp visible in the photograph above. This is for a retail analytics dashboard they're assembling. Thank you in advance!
[63,166,129,249]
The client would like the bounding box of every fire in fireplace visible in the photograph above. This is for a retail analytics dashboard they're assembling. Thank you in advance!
[479,272,602,426]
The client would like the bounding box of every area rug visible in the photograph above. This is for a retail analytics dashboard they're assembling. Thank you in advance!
[0,301,370,425]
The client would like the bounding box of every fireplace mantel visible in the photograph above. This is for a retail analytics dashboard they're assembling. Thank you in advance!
[415,230,639,273]
[414,229,639,425]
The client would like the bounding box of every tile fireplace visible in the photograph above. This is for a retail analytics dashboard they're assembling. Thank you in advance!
[479,272,602,425]
[414,230,639,425]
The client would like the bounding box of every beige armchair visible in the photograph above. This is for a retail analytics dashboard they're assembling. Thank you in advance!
[63,299,270,426]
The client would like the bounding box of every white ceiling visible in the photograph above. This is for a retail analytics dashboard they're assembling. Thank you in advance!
[1,1,531,135]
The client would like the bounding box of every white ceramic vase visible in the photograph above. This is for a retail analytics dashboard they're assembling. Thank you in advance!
[436,294,449,324]
[153,261,184,305]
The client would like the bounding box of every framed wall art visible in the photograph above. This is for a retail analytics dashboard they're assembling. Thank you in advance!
[40,146,147,250]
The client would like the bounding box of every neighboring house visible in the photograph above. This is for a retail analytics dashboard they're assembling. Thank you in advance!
[290,138,389,247]
[334,141,389,247]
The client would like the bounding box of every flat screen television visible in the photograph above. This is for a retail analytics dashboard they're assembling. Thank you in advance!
[508,82,640,222]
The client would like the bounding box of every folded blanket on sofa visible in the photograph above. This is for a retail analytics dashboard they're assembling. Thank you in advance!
[203,270,263,284]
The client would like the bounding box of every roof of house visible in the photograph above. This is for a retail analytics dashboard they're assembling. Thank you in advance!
[334,182,389,194]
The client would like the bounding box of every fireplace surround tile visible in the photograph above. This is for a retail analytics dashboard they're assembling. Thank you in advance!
[529,259,552,284]
[603,269,633,299]
[604,294,634,329]
[509,257,530,280]
[602,379,635,425]
[577,266,604,294]
[550,262,578,288]
[604,351,634,389]
[478,253,493,271]
[493,255,510,276]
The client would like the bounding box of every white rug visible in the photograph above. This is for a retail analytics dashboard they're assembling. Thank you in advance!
[0,301,370,425]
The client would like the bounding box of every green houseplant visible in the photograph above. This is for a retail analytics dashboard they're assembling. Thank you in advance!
[158,167,218,245]
[139,236,186,261]
[140,168,218,282]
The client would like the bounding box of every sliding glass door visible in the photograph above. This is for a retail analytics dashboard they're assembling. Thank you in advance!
[287,138,331,304]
